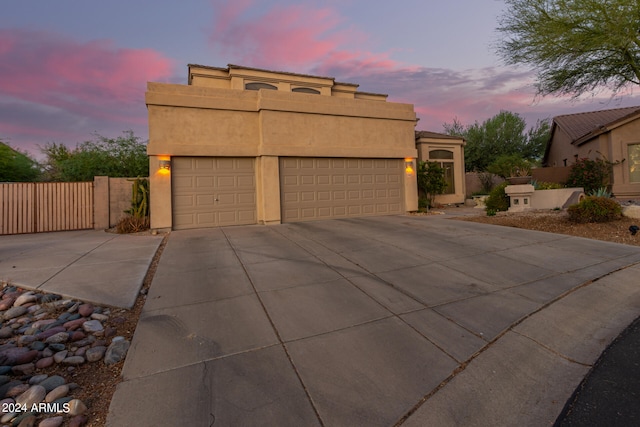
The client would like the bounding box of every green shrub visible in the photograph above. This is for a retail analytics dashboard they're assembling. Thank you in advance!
[566,157,614,194]
[485,182,509,212]
[417,161,447,209]
[567,196,622,223]
[533,181,563,190]
[418,197,429,211]
[487,154,531,179]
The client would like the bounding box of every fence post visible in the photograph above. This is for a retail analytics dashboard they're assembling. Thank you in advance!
[93,176,109,230]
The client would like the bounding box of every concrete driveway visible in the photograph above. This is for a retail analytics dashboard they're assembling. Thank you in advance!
[107,215,640,426]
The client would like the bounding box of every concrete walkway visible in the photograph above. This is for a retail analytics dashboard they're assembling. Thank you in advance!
[107,215,640,426]
[0,230,163,308]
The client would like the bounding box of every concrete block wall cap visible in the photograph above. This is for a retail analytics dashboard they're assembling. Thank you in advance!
[505,184,535,195]
[622,205,640,219]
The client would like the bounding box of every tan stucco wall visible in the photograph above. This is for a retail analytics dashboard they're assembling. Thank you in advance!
[416,137,466,205]
[147,72,418,229]
[93,177,151,229]
[149,156,172,231]
[609,118,640,197]
[546,127,575,167]
[547,118,640,197]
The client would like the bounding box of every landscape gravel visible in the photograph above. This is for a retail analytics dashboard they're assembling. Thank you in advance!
[0,286,131,426]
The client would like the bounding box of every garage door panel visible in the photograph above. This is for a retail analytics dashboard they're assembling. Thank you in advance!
[317,191,330,201]
[172,157,256,230]
[317,175,330,185]
[237,176,255,187]
[280,157,403,223]
[173,176,194,189]
[194,158,213,169]
[196,195,215,206]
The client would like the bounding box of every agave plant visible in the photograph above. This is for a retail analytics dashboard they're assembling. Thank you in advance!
[588,187,612,198]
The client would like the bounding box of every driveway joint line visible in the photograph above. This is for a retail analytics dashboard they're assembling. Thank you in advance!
[220,227,326,427]
[272,226,464,363]
[394,261,639,425]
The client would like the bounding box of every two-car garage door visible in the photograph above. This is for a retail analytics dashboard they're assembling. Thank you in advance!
[171,156,404,229]
[280,157,403,222]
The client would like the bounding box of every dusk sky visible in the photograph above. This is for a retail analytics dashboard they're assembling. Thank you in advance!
[3,0,640,158]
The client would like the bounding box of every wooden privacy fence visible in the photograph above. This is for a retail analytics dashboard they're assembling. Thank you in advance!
[0,182,93,235]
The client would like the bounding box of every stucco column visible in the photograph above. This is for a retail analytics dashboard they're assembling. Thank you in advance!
[256,156,282,225]
[404,158,418,212]
[93,176,109,230]
[149,156,173,231]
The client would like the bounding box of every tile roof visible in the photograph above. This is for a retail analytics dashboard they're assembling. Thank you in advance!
[554,106,640,143]
[415,130,463,140]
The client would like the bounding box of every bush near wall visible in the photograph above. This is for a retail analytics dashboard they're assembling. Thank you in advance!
[567,196,622,223]
[485,182,510,213]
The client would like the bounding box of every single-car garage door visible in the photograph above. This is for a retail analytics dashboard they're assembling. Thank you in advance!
[280,157,403,222]
[172,157,256,230]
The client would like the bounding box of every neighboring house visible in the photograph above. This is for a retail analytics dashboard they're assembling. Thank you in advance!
[543,106,640,197]
[415,131,466,205]
[146,64,419,230]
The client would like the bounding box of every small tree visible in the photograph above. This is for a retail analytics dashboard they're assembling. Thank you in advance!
[443,111,550,172]
[417,161,447,209]
[487,154,532,179]
[496,0,640,98]
[0,141,41,182]
[40,130,148,182]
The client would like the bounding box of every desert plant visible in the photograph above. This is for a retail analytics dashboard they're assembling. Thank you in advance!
[417,161,447,210]
[566,156,617,194]
[588,187,612,198]
[125,178,149,219]
[486,208,497,216]
[119,177,150,233]
[485,181,510,212]
[567,196,622,223]
[116,215,150,233]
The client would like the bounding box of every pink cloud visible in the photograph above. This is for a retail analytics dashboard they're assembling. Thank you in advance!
[209,0,402,75]
[0,29,175,123]
[211,1,640,134]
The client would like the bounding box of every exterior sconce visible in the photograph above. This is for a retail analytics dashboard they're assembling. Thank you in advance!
[159,160,171,170]
[405,159,415,176]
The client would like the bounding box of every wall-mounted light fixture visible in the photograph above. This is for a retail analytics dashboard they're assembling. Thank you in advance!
[159,159,171,170]
[404,158,415,176]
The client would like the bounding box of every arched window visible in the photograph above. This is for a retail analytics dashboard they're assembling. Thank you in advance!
[245,82,277,91]
[428,149,455,194]
[292,87,320,95]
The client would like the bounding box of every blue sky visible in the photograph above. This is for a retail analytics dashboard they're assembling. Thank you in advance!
[2,0,640,157]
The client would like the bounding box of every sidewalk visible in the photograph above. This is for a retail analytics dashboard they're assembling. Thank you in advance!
[0,230,163,308]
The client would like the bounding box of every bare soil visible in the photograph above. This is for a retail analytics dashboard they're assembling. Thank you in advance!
[454,209,640,247]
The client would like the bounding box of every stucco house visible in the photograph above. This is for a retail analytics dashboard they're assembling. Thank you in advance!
[146,64,419,230]
[543,106,640,198]
[415,131,466,205]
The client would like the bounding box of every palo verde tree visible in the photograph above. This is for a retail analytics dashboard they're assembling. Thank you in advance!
[40,130,149,182]
[443,111,550,172]
[496,0,640,98]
